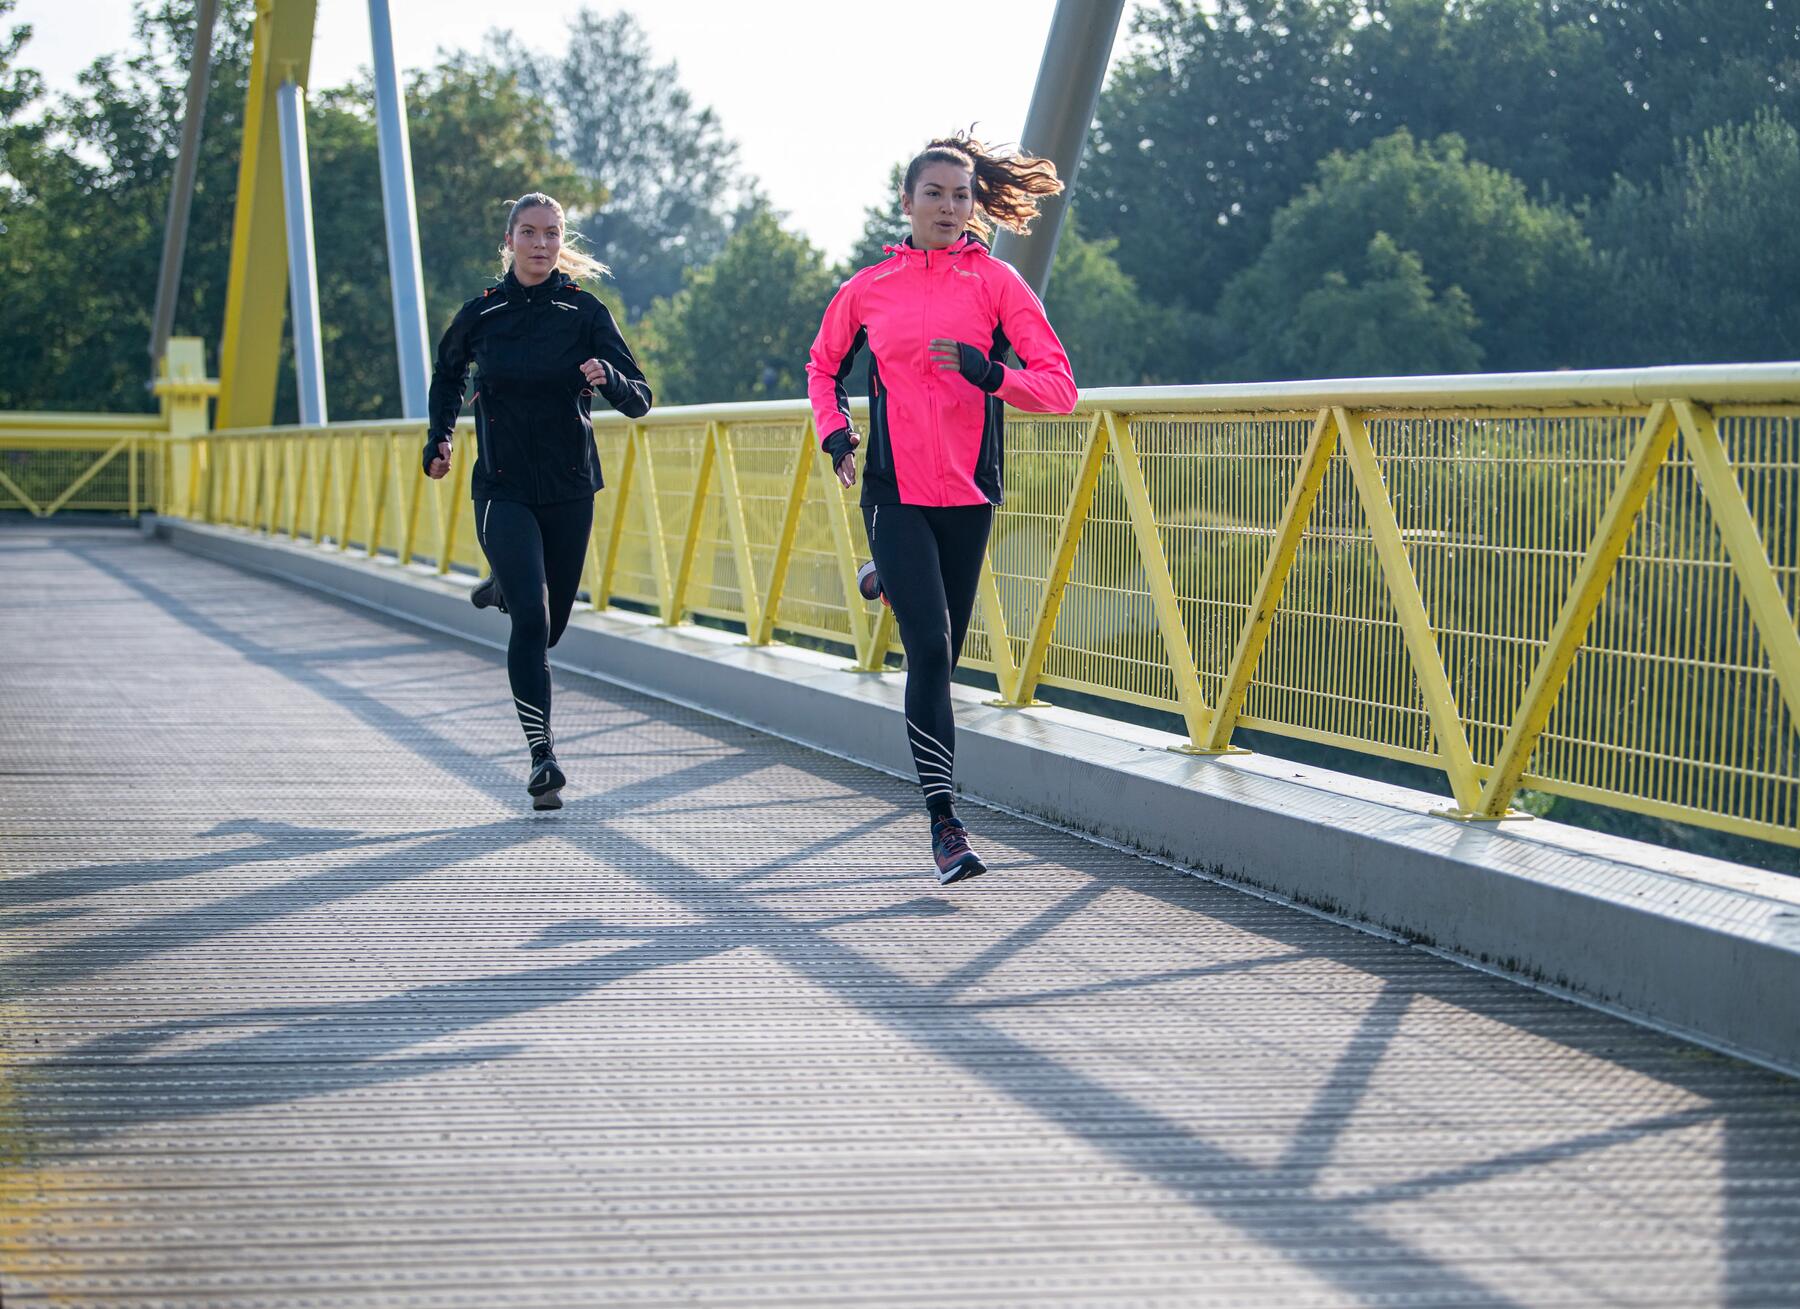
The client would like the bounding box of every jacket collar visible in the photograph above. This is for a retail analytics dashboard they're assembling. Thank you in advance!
[502,267,578,301]
[881,231,989,264]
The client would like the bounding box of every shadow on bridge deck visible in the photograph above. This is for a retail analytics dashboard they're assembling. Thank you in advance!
[3,520,1798,1307]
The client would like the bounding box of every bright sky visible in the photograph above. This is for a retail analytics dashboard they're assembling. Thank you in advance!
[13,0,1128,262]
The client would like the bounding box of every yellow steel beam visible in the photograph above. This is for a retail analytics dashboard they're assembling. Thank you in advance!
[975,556,1021,696]
[996,411,1106,707]
[1473,402,1682,819]
[217,0,318,430]
[632,428,675,620]
[711,422,766,639]
[752,423,818,646]
[1105,411,1212,746]
[1200,407,1341,753]
[667,423,720,626]
[595,429,639,609]
[1336,407,1484,813]
[826,470,880,671]
[0,466,44,517]
[1675,401,1800,741]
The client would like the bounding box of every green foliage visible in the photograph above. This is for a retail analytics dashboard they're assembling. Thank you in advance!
[1211,130,1596,379]
[1076,0,1800,379]
[1587,112,1800,365]
[0,0,597,422]
[1042,215,1193,386]
[1078,0,1364,319]
[0,0,257,414]
[1273,233,1483,378]
[637,207,835,406]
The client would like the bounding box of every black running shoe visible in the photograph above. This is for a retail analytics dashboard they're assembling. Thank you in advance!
[528,744,565,810]
[857,560,888,606]
[472,575,508,613]
[931,816,986,885]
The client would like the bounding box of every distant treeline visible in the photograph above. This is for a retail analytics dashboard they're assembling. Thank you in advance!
[1,0,1795,414]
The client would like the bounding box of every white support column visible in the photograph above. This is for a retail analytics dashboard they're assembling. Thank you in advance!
[276,79,328,426]
[368,0,431,417]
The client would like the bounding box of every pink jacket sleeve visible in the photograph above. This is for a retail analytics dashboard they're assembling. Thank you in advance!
[806,280,863,444]
[990,264,1078,414]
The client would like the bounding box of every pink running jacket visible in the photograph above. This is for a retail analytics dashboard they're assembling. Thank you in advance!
[806,233,1078,506]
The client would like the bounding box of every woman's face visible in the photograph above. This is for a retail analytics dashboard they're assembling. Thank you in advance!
[903,163,974,250]
[506,204,563,285]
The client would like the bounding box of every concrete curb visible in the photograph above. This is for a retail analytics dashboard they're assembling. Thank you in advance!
[160,519,1800,1076]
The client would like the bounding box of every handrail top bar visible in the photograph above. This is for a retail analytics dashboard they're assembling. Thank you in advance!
[606,361,1800,424]
[1075,361,1800,411]
[169,359,1800,439]
[0,412,170,432]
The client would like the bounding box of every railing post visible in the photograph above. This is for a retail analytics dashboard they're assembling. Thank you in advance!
[991,410,1106,707]
[1336,406,1484,814]
[1107,412,1213,747]
[1199,408,1340,753]
[1675,401,1800,739]
[667,423,719,626]
[1473,402,1682,820]
[594,427,639,610]
[752,422,819,646]
[711,420,765,640]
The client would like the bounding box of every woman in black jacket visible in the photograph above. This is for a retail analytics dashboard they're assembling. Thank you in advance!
[424,192,652,809]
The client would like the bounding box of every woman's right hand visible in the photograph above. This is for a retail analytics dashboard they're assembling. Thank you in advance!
[424,440,452,479]
[822,428,860,488]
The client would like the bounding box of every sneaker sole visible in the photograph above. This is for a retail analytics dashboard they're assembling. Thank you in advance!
[532,787,563,811]
[936,856,987,886]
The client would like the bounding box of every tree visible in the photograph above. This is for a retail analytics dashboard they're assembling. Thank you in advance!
[486,10,752,316]
[1587,112,1800,365]
[1275,232,1481,378]
[637,207,836,407]
[1211,130,1595,381]
[1042,215,1193,387]
[0,0,258,414]
[1075,0,1364,321]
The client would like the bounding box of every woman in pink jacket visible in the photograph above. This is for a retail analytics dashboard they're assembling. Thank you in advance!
[806,134,1078,884]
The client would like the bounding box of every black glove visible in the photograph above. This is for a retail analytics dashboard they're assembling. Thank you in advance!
[822,428,859,464]
[422,436,450,473]
[594,360,630,404]
[953,342,1006,394]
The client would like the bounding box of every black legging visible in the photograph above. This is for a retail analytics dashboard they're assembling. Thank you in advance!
[863,503,993,818]
[476,496,594,752]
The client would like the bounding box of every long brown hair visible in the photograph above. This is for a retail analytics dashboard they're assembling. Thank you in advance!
[903,132,1063,240]
[497,192,611,282]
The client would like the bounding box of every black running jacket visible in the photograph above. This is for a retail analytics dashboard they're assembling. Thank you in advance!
[426,269,652,504]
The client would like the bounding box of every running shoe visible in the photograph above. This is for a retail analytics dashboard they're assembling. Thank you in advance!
[931,816,986,885]
[856,560,888,606]
[528,744,565,810]
[472,575,508,613]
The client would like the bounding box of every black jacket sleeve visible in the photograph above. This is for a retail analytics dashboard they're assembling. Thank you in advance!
[587,301,653,419]
[426,299,478,451]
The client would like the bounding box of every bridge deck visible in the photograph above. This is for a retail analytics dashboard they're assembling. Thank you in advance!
[3,521,1798,1308]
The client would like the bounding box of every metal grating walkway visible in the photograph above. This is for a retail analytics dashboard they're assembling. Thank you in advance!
[3,521,1799,1308]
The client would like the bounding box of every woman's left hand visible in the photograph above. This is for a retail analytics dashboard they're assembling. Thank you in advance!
[930,339,1004,392]
[580,357,614,390]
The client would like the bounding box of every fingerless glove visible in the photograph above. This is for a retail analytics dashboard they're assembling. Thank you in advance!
[954,342,1006,394]
[822,428,859,464]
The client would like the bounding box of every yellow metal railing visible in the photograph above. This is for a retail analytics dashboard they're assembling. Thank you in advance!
[13,361,1799,848]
